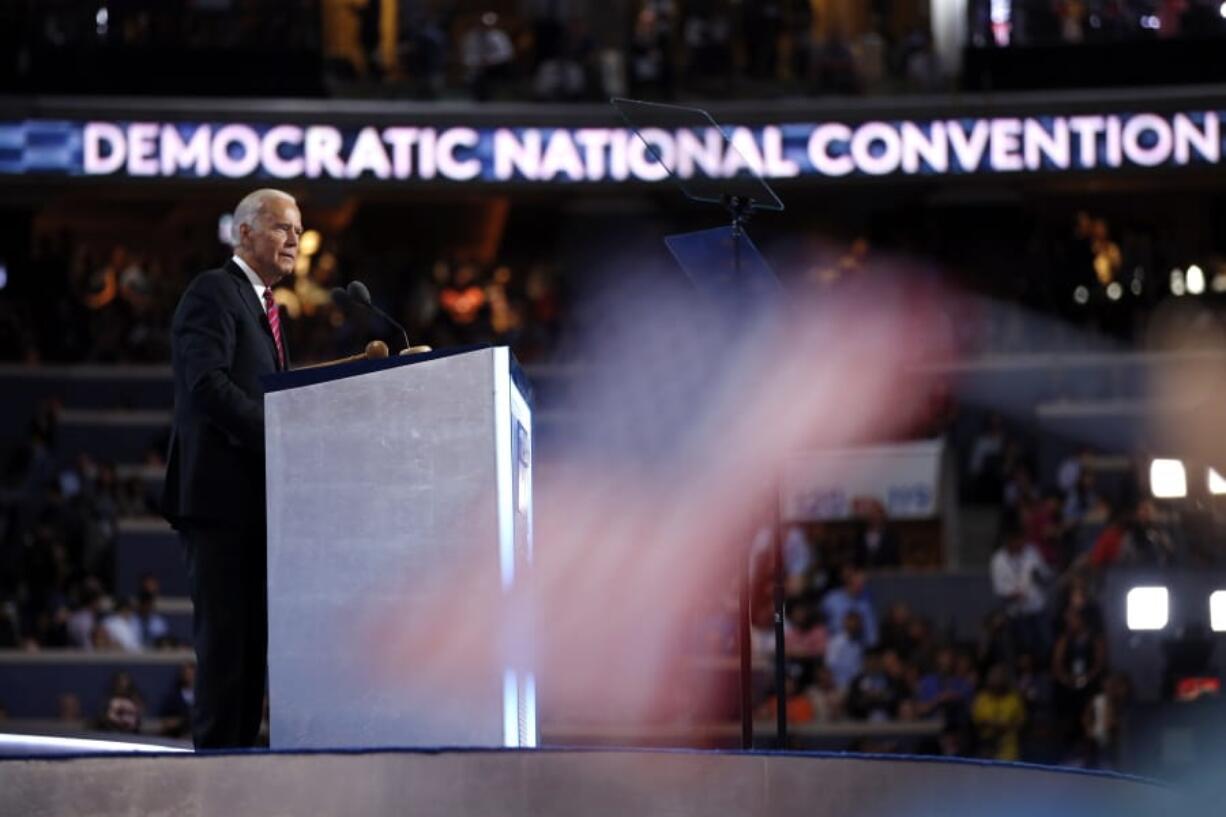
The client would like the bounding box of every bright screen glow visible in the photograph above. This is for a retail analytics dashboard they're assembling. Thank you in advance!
[1127,586,1170,631]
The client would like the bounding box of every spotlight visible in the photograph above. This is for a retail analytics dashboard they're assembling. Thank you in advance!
[1209,467,1226,495]
[1073,285,1089,305]
[1187,264,1206,295]
[218,213,235,246]
[1131,278,1143,295]
[1106,282,1123,301]
[1212,591,1226,632]
[1170,269,1186,296]
[300,230,322,257]
[1213,273,1226,293]
[1150,458,1187,498]
[1220,1,1226,19]
[1127,586,1169,631]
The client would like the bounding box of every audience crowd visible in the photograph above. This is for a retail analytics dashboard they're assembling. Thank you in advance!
[7,0,944,101]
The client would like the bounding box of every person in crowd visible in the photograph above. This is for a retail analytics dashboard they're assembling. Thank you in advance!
[807,665,845,722]
[1052,608,1107,752]
[136,589,170,648]
[159,662,197,739]
[66,580,105,649]
[972,664,1026,760]
[461,12,516,101]
[878,601,914,658]
[990,518,1051,660]
[1091,498,1176,568]
[827,610,868,691]
[822,566,878,648]
[853,499,900,569]
[757,663,816,724]
[100,596,143,652]
[915,646,974,728]
[98,671,143,734]
[783,598,827,670]
[967,412,1008,502]
[847,648,909,721]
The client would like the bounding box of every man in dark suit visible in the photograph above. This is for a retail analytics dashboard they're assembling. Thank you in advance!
[162,188,301,748]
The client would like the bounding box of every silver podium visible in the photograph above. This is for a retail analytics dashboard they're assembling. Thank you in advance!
[263,346,535,749]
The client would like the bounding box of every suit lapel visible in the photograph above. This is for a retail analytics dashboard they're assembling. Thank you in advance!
[225,260,285,370]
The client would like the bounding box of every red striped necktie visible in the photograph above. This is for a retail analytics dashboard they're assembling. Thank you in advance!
[262,287,286,369]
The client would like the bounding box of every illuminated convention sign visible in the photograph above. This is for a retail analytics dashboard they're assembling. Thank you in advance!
[0,111,1222,184]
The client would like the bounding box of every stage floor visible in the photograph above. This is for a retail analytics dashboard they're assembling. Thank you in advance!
[0,744,1173,817]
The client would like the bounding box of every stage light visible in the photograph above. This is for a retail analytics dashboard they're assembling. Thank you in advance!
[1127,586,1169,631]
[1211,591,1226,632]
[1150,458,1187,498]
[1220,1,1226,18]
[1186,264,1206,295]
[300,229,321,257]
[1131,278,1143,295]
[218,213,235,246]
[1170,269,1186,296]
[1073,285,1089,304]
[0,262,7,291]
[1106,282,1123,301]
[1141,14,1160,29]
[1213,273,1226,293]
[1209,468,1226,495]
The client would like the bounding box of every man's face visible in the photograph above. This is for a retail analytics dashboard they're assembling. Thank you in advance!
[240,197,302,284]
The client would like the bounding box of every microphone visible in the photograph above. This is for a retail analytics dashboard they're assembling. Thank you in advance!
[333,281,411,353]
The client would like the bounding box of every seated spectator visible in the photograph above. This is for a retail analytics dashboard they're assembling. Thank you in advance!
[852,499,900,569]
[1089,499,1176,569]
[97,671,143,733]
[827,610,868,690]
[822,566,878,647]
[757,663,816,724]
[878,601,914,658]
[972,664,1026,760]
[783,599,827,664]
[847,649,909,722]
[100,596,143,652]
[137,590,170,648]
[159,662,196,738]
[915,647,974,727]
[807,666,845,722]
[66,580,105,648]
[1015,651,1053,713]
[1063,469,1107,534]
[905,615,938,670]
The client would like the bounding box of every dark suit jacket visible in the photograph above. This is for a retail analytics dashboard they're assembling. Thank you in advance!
[162,260,288,529]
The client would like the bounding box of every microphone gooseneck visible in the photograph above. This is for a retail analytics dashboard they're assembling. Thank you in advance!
[337,280,410,353]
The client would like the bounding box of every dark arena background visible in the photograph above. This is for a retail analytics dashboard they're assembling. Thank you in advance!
[1,1,1226,815]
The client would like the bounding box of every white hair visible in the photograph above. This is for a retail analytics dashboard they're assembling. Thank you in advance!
[231,188,296,245]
